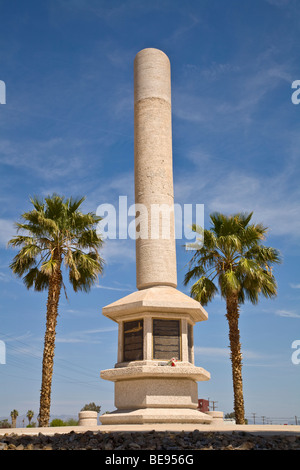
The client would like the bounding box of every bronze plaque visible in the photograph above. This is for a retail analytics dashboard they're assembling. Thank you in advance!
[123,320,143,362]
[153,319,180,360]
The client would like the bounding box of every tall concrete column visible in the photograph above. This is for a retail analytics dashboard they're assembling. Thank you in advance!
[134,48,177,290]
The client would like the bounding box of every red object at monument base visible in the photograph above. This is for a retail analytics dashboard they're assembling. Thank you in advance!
[198,399,209,412]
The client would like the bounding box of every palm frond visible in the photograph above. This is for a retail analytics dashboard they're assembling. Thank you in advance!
[23,267,49,291]
[9,243,42,276]
[183,264,206,286]
[190,276,218,305]
[75,228,103,249]
[217,234,241,253]
[8,234,37,248]
[40,258,60,276]
[8,193,105,296]
[184,210,281,307]
[219,270,240,297]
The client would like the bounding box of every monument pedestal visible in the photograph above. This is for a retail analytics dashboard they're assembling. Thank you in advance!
[100,408,211,425]
[99,287,212,425]
[100,363,211,424]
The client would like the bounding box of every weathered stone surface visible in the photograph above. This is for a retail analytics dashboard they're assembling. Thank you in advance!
[134,48,176,290]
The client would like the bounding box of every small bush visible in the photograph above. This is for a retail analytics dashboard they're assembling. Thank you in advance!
[50,418,78,427]
[0,419,11,428]
[81,402,101,413]
[64,418,79,426]
[26,422,37,428]
[50,419,66,427]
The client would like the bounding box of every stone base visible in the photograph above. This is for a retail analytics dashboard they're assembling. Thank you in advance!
[99,407,212,425]
[207,411,224,423]
[101,363,210,382]
[100,364,211,425]
[78,411,98,426]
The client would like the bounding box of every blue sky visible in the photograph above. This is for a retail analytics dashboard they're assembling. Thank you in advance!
[0,0,299,425]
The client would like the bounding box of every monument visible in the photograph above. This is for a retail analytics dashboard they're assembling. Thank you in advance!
[99,48,212,425]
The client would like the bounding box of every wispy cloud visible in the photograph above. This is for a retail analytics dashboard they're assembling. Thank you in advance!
[173,143,300,244]
[290,283,300,289]
[194,346,268,360]
[0,271,12,283]
[275,309,300,318]
[101,239,135,264]
[174,63,292,131]
[194,346,229,358]
[56,327,117,344]
[94,284,132,292]
[194,346,285,370]
[0,219,15,246]
[0,137,101,182]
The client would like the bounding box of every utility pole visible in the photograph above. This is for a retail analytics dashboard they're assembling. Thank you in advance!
[295,416,298,425]
[252,413,256,424]
[261,416,266,425]
[209,400,218,411]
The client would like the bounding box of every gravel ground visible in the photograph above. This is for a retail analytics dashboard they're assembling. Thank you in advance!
[0,430,300,450]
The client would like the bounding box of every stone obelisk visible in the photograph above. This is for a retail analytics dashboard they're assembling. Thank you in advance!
[99,48,212,425]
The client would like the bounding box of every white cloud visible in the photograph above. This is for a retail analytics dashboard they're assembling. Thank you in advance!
[0,271,17,283]
[56,327,117,344]
[290,283,300,289]
[174,56,292,131]
[194,346,272,361]
[0,138,97,182]
[101,239,135,264]
[208,172,300,239]
[194,346,229,357]
[94,284,132,292]
[174,148,300,243]
[0,219,15,246]
[275,309,300,318]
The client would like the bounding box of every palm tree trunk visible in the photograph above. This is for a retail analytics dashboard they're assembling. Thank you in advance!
[226,294,245,424]
[38,263,62,427]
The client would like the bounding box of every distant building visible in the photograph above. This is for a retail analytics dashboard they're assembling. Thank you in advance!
[198,399,209,413]
[223,418,236,425]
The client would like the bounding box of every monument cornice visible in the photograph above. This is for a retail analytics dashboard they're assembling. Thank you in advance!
[102,286,208,323]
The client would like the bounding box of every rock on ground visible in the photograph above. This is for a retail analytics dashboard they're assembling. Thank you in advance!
[0,430,299,450]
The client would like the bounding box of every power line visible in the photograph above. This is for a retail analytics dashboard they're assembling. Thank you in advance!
[0,330,104,392]
[0,330,100,379]
[245,415,299,424]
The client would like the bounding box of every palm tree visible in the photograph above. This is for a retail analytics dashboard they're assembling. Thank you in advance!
[26,410,34,426]
[10,409,18,428]
[184,212,281,424]
[8,194,104,427]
